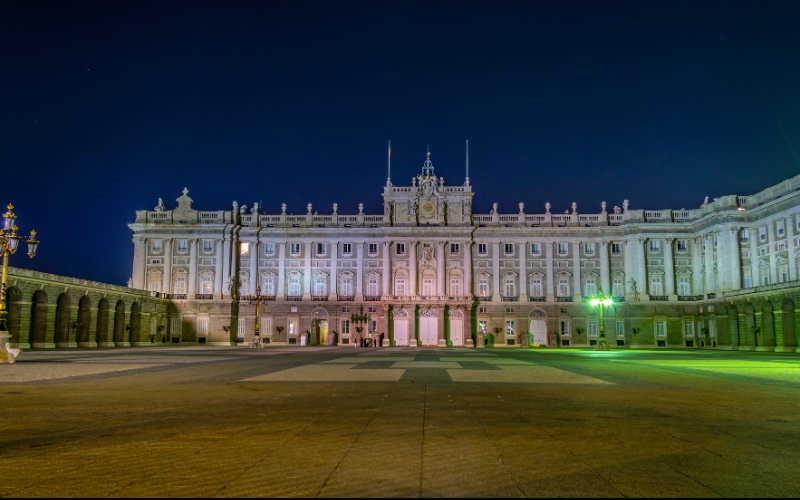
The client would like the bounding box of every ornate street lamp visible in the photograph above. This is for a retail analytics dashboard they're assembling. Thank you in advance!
[588,288,613,351]
[242,285,271,348]
[0,205,40,363]
[351,305,371,347]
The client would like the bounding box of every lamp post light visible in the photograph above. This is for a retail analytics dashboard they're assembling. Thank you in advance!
[589,288,613,352]
[243,285,271,348]
[351,305,371,347]
[0,204,40,363]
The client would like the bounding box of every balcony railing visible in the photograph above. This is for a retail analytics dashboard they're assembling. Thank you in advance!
[286,296,302,301]
[650,295,669,301]
[706,293,716,300]
[364,295,381,301]
[172,294,187,300]
[502,296,518,302]
[196,294,213,300]
[477,296,491,302]
[556,296,573,302]
[678,295,703,302]
[312,295,328,301]
[338,295,354,301]
[529,296,545,302]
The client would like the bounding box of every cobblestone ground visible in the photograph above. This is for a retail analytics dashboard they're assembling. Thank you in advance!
[0,346,799,497]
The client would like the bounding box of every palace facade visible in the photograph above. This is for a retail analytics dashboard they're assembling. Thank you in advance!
[128,151,800,351]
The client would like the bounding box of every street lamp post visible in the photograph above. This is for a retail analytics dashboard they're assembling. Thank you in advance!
[0,205,40,363]
[589,288,613,352]
[243,285,271,348]
[351,305,371,347]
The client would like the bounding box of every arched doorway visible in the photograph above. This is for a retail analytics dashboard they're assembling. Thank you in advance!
[311,308,329,346]
[5,287,22,346]
[29,290,48,348]
[129,302,141,344]
[419,308,438,346]
[96,298,109,346]
[529,309,547,347]
[393,309,409,346]
[449,309,464,346]
[783,299,796,350]
[77,296,91,347]
[54,293,71,347]
[113,300,126,346]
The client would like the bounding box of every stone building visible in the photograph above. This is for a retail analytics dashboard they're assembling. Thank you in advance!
[127,150,800,351]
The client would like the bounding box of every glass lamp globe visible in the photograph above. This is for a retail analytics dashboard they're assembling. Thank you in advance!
[7,234,20,253]
[590,299,600,307]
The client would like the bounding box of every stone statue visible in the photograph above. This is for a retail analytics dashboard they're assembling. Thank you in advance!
[628,279,639,300]
[601,201,607,213]
[492,202,498,214]
[440,177,445,187]
[572,202,577,215]
[307,203,313,215]
[240,205,247,215]
[333,203,338,214]
[623,200,629,212]
[154,199,166,212]
[127,278,133,288]
[704,196,709,205]
[252,202,259,214]
[384,202,391,217]
[614,206,622,214]
[281,203,287,215]
[519,202,524,214]
[358,203,364,214]
[545,202,551,214]
[412,177,417,187]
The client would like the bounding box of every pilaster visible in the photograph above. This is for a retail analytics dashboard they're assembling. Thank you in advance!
[518,242,528,302]
[492,242,501,302]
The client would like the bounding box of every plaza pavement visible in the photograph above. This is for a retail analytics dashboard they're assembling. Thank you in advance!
[0,346,799,497]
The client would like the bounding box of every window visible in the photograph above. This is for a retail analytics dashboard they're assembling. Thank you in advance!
[797,214,800,231]
[317,243,326,255]
[558,279,570,297]
[588,321,599,337]
[479,307,488,314]
[396,243,406,255]
[740,230,749,244]
[678,277,690,296]
[531,243,541,255]
[288,319,299,336]
[239,275,249,296]
[394,279,405,296]
[764,275,770,286]
[479,321,488,335]
[204,240,213,253]
[178,240,188,252]
[341,320,350,336]
[709,320,716,338]
[616,321,624,338]
[504,243,514,255]
[656,321,667,337]
[612,279,624,297]
[503,279,516,297]
[779,244,786,251]
[149,280,161,293]
[238,318,246,338]
[262,277,274,296]
[368,243,378,255]
[760,227,767,242]
[506,320,515,338]
[342,306,350,313]
[530,279,543,297]
[342,243,352,255]
[264,243,275,255]
[422,279,433,296]
[585,278,597,297]
[759,247,767,256]
[450,279,461,296]
[478,278,489,297]
[585,243,595,255]
[152,240,162,253]
[369,319,377,336]
[201,276,213,294]
[289,277,301,296]
[240,242,250,255]
[341,278,353,297]
[684,321,695,338]
[196,317,208,336]
[291,243,301,255]
[478,243,488,255]
[261,318,272,336]
[558,243,568,255]
[744,276,752,289]
[611,243,621,254]
[649,240,660,253]
[174,276,187,294]
[314,277,326,297]
[368,306,377,313]
[677,240,687,253]
[650,276,663,296]
[778,220,785,236]
[451,243,460,255]
[780,266,788,283]
[367,278,378,296]
[560,321,570,337]
[714,235,718,247]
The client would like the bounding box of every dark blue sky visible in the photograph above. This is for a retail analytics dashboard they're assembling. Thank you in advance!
[2,0,800,285]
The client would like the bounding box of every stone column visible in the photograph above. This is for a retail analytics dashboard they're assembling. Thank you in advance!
[437,242,445,297]
[692,237,704,296]
[664,238,676,299]
[704,235,715,295]
[767,224,778,284]
[163,239,173,294]
[132,236,146,290]
[277,242,286,300]
[222,234,231,297]
[519,242,527,302]
[750,230,760,287]
[249,239,258,296]
[773,303,786,352]
[463,240,472,297]
[572,242,581,301]
[382,241,391,298]
[729,228,742,290]
[330,241,339,300]
[637,238,648,299]
[188,239,198,298]
[232,232,240,298]
[356,242,364,301]
[788,219,798,281]
[303,242,312,300]
[599,240,610,294]
[492,242,501,302]
[409,242,417,297]
[716,232,727,291]
[214,238,224,299]
[624,238,634,299]
[545,241,555,301]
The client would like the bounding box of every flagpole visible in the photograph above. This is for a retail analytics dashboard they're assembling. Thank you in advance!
[387,141,391,186]
[466,140,469,185]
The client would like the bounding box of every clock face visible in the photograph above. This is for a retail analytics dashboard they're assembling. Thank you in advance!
[421,201,436,216]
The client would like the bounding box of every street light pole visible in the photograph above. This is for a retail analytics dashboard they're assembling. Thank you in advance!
[0,205,40,363]
[589,287,613,352]
[243,285,271,348]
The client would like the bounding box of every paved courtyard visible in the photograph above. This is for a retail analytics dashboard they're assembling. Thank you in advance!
[0,346,799,497]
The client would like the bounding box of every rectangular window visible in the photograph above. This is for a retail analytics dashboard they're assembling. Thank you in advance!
[450,279,461,296]
[764,275,770,286]
[341,320,350,335]
[531,243,541,255]
[422,279,433,296]
[611,243,621,254]
[506,320,515,338]
[178,240,188,252]
[478,243,488,255]
[152,240,162,253]
[744,276,752,289]
[797,214,800,231]
[649,240,660,253]
[677,240,687,252]
[678,277,690,296]
[479,321,488,335]
[530,279,543,297]
[778,220,785,236]
[506,307,514,313]
[317,243,326,255]
[315,278,326,297]
[478,307,488,314]
[204,240,213,253]
[504,243,514,255]
[760,227,767,241]
[342,306,350,313]
[368,306,377,313]
[396,243,405,255]
[656,321,667,337]
[394,279,405,296]
[588,321,599,337]
[149,280,161,293]
[196,317,209,336]
[503,279,516,297]
[558,279,570,297]
[560,321,570,337]
[741,230,749,243]
[264,243,275,255]
[238,318,246,338]
[367,278,378,297]
[368,243,378,255]
[201,276,213,294]
[684,321,695,338]
[174,276,186,294]
[612,279,624,297]
[779,244,786,251]
[585,243,595,255]
[650,276,663,296]
[288,319,299,336]
[261,318,272,336]
[585,278,597,297]
[478,279,489,297]
[697,322,705,338]
[262,277,274,296]
[340,278,352,297]
[451,243,460,255]
[342,243,352,255]
[291,243,301,255]
[238,276,249,296]
[709,320,716,338]
[616,321,624,338]
[759,247,767,256]
[558,243,568,255]
[289,277,301,296]
[240,242,250,255]
[781,268,789,283]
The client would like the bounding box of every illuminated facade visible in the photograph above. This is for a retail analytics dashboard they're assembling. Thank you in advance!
[129,152,800,351]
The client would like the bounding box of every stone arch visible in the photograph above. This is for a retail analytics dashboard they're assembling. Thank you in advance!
[113,300,126,345]
[760,301,775,348]
[393,309,409,318]
[54,293,72,347]
[5,287,22,345]
[728,304,740,349]
[129,302,142,344]
[29,290,49,347]
[419,308,437,318]
[529,309,546,319]
[782,298,796,349]
[96,298,110,346]
[449,308,464,318]
[77,296,92,346]
[311,307,329,319]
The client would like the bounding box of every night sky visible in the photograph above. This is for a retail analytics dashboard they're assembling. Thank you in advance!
[3,0,800,285]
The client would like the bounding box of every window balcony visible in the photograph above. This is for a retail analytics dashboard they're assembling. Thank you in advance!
[556,296,573,302]
[286,296,302,301]
[338,295,355,302]
[312,295,328,301]
[529,296,545,302]
[364,295,381,301]
[678,295,703,302]
[196,294,213,300]
[502,296,518,302]
[649,295,669,301]
[262,295,276,301]
[706,293,717,300]
[477,296,491,302]
[172,294,187,300]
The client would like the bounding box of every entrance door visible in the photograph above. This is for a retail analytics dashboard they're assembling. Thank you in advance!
[420,316,438,346]
[319,320,329,346]
[450,319,463,346]
[394,319,409,346]
[530,319,547,347]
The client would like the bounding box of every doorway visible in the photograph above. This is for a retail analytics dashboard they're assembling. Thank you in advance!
[318,320,330,346]
[530,319,547,347]
[449,309,464,346]
[394,309,409,346]
[419,309,438,346]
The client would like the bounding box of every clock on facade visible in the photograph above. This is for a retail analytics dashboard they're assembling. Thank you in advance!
[421,201,436,216]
